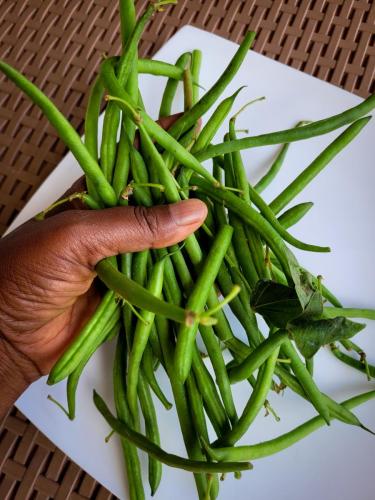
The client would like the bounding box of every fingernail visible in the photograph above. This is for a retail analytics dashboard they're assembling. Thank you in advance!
[169,200,207,226]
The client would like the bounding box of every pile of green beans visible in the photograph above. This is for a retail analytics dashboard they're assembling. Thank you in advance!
[2,1,374,498]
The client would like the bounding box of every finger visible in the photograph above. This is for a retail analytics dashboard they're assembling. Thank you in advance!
[54,199,207,269]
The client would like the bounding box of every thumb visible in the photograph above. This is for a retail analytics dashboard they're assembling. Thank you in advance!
[62,199,207,268]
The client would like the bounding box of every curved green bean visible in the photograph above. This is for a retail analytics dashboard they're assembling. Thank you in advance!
[269,117,371,214]
[228,331,288,384]
[330,344,375,379]
[217,346,280,446]
[174,225,233,382]
[192,88,245,154]
[141,347,172,410]
[254,143,290,193]
[204,389,375,462]
[48,291,117,384]
[165,31,256,141]
[277,202,314,229]
[196,97,375,161]
[254,121,310,193]
[66,312,120,419]
[282,340,330,424]
[248,182,330,252]
[0,59,116,206]
[95,259,203,325]
[94,390,252,473]
[189,174,294,282]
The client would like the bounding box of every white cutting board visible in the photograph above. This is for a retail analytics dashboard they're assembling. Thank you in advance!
[5,26,375,500]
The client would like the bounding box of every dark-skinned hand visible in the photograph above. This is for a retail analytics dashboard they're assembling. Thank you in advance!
[0,115,207,418]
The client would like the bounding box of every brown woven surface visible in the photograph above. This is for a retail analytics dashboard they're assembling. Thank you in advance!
[0,0,374,498]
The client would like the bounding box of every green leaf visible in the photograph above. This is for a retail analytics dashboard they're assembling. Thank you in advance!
[303,288,323,318]
[251,280,303,327]
[288,317,366,358]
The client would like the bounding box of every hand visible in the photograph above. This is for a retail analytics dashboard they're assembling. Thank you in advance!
[0,117,207,419]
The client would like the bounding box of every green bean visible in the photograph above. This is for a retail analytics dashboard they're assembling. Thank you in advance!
[101,4,157,181]
[199,324,238,426]
[48,291,117,384]
[215,331,368,430]
[217,347,280,446]
[0,59,117,206]
[159,52,191,118]
[141,345,172,410]
[282,339,330,424]
[195,97,375,161]
[132,250,149,287]
[254,143,290,193]
[112,125,132,199]
[206,389,375,462]
[100,59,217,185]
[100,103,121,182]
[189,174,294,282]
[138,122,180,202]
[138,373,162,496]
[305,357,314,377]
[192,88,245,154]
[192,347,231,437]
[223,148,259,287]
[156,316,211,497]
[277,202,314,229]
[113,331,145,500]
[83,75,104,201]
[228,331,288,384]
[253,121,310,193]
[66,312,120,419]
[322,307,375,321]
[95,259,203,325]
[330,344,375,379]
[94,390,252,473]
[269,117,371,214]
[248,182,330,252]
[148,325,164,364]
[116,0,138,194]
[185,374,220,500]
[127,259,165,419]
[186,373,210,444]
[119,0,136,48]
[183,60,194,111]
[228,122,269,278]
[165,32,256,141]
[154,248,183,306]
[216,265,260,348]
[174,225,233,382]
[191,49,202,105]
[139,58,184,80]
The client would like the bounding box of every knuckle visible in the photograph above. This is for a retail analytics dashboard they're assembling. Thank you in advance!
[133,205,164,243]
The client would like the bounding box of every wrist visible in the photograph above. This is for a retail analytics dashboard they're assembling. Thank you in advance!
[0,334,40,419]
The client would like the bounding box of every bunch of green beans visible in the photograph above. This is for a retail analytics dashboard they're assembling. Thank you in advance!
[2,1,374,498]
